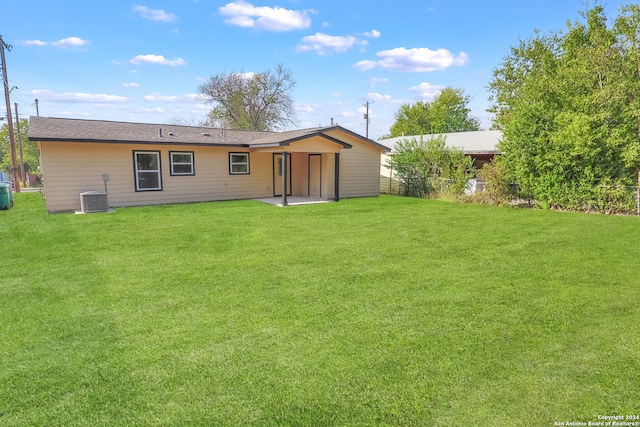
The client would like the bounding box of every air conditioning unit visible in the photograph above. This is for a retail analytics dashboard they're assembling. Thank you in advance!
[80,191,109,213]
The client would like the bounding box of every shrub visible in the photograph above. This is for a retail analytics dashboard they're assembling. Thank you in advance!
[467,157,516,206]
[388,135,475,198]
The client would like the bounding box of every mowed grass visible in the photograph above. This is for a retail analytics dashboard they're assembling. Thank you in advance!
[1,193,639,426]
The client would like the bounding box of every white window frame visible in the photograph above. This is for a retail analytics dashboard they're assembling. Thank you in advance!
[134,150,162,191]
[170,151,195,176]
[229,152,250,175]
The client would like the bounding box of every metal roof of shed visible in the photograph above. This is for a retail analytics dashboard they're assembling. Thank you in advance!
[379,130,502,154]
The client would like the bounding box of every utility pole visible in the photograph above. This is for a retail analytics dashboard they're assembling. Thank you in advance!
[364,100,374,139]
[0,35,19,192]
[34,98,39,117]
[15,103,26,187]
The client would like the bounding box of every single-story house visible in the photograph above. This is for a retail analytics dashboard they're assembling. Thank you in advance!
[377,130,502,193]
[28,117,389,212]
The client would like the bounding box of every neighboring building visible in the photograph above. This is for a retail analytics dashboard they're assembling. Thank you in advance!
[378,130,502,194]
[28,117,389,212]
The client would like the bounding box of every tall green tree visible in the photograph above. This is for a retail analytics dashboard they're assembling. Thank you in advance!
[388,87,480,138]
[199,64,296,131]
[0,119,39,179]
[488,4,640,212]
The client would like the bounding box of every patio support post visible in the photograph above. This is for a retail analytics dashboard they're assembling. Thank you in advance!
[334,153,340,202]
[282,151,288,206]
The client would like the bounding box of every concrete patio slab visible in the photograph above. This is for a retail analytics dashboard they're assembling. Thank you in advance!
[256,197,333,207]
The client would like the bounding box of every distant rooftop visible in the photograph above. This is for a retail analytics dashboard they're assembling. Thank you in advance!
[379,130,502,154]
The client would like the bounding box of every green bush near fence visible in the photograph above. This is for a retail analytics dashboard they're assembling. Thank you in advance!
[387,135,475,198]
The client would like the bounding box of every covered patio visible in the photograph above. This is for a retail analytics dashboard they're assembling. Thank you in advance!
[250,133,349,206]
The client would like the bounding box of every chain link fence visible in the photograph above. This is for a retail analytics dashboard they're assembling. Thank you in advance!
[381,171,640,216]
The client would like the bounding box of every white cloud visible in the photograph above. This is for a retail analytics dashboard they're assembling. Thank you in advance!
[136,107,166,113]
[410,82,445,100]
[132,5,178,22]
[354,47,469,72]
[191,103,210,113]
[370,77,389,87]
[367,92,397,104]
[340,111,359,118]
[27,89,127,103]
[23,40,48,46]
[122,82,141,88]
[295,104,314,112]
[143,93,202,103]
[297,32,367,55]
[24,37,90,48]
[353,60,378,72]
[51,37,90,48]
[219,0,312,31]
[362,29,381,38]
[129,54,186,66]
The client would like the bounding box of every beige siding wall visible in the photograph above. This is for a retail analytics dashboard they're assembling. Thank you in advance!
[290,153,306,196]
[289,153,334,198]
[321,153,334,199]
[40,142,275,212]
[380,153,393,178]
[332,135,383,198]
[379,152,400,194]
[39,131,384,212]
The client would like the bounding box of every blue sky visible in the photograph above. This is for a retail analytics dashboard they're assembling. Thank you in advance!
[0,0,624,140]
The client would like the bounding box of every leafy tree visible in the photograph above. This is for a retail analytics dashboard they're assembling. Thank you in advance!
[429,87,482,133]
[387,135,475,197]
[0,119,39,180]
[387,101,432,138]
[199,64,296,131]
[388,87,480,137]
[488,4,640,213]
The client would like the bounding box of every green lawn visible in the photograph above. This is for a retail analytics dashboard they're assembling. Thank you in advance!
[1,193,639,426]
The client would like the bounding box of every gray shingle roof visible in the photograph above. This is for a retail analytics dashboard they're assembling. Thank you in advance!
[27,116,339,147]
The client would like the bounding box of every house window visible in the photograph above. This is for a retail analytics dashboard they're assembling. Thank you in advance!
[229,152,250,175]
[170,151,194,176]
[133,151,162,191]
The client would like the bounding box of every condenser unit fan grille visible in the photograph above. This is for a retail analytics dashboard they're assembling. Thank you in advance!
[80,191,108,213]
